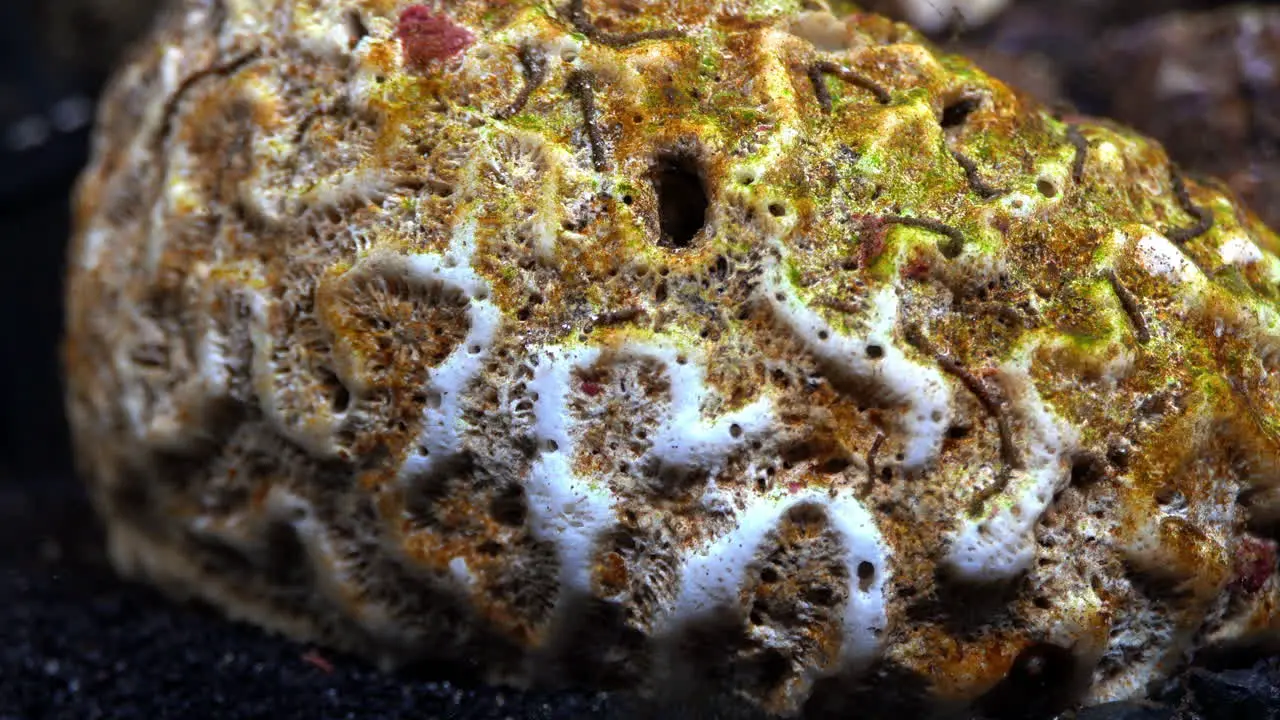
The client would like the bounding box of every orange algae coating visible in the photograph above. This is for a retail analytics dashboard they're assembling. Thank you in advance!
[64,0,1280,716]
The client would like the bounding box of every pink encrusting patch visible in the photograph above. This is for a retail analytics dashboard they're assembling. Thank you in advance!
[396,5,473,69]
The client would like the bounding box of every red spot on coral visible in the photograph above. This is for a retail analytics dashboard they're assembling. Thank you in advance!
[581,381,602,397]
[787,481,804,494]
[901,254,931,281]
[396,5,473,70]
[854,215,888,268]
[1232,536,1277,594]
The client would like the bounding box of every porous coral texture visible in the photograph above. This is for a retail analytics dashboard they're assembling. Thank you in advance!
[65,0,1280,715]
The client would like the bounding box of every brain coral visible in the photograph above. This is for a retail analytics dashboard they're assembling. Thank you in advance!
[64,0,1280,715]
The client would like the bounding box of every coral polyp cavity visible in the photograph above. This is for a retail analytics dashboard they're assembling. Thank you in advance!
[65,0,1280,715]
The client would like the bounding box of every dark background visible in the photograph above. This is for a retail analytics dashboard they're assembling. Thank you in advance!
[4,1,1280,718]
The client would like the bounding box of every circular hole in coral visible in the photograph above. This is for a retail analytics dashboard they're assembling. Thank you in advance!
[344,9,369,49]
[650,149,708,249]
[857,561,875,590]
[866,344,884,359]
[820,456,852,474]
[544,439,559,452]
[806,585,836,606]
[729,423,743,438]
[760,567,779,583]
[768,202,786,217]
[490,485,527,526]
[622,194,634,205]
[331,384,351,413]
[1069,451,1107,487]
[818,330,829,340]
[1036,178,1057,198]
[1155,487,1183,506]
[940,94,981,128]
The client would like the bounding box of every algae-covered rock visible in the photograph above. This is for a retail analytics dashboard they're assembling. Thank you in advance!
[64,0,1280,714]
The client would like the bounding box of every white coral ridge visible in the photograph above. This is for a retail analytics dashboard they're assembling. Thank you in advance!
[760,255,952,470]
[522,339,775,610]
[675,488,891,668]
[945,360,1078,581]
[399,218,502,480]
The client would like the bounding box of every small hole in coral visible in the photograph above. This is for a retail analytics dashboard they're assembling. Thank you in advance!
[820,457,852,474]
[490,484,527,526]
[760,567,779,583]
[768,202,786,217]
[818,330,829,340]
[806,586,837,606]
[545,439,559,452]
[941,95,981,128]
[866,344,884,359]
[880,466,893,482]
[1069,451,1107,487]
[651,149,708,249]
[729,423,743,439]
[1036,178,1057,198]
[1155,487,1183,506]
[946,424,971,439]
[345,9,369,49]
[857,561,875,590]
[331,385,351,413]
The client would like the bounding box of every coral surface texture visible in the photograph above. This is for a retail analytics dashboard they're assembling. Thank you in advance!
[64,0,1280,715]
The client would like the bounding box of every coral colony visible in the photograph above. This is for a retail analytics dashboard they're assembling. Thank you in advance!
[66,0,1280,715]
